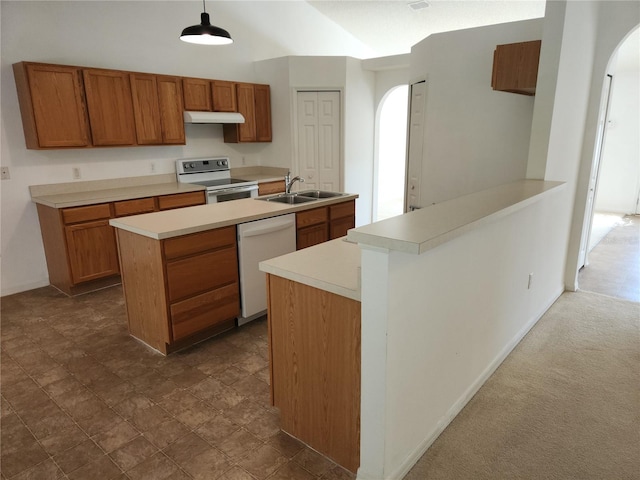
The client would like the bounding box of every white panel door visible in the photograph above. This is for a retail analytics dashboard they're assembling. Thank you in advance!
[296,91,341,191]
[405,81,426,212]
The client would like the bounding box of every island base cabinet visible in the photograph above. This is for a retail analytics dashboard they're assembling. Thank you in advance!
[116,225,239,354]
[267,274,361,473]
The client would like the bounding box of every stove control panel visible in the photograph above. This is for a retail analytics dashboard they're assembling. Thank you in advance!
[176,157,230,175]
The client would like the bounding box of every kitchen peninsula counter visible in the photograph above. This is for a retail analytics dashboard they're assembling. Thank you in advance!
[109,194,359,240]
[258,179,565,476]
[347,179,564,254]
[260,237,361,301]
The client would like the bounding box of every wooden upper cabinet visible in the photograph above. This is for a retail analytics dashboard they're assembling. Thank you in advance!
[13,62,91,149]
[183,77,212,111]
[223,83,272,143]
[212,80,237,112]
[130,73,185,145]
[83,69,136,146]
[254,84,272,142]
[130,73,163,145]
[236,83,257,142]
[157,76,185,144]
[491,40,541,96]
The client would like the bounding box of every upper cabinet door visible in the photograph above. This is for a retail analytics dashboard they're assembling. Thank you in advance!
[212,80,237,112]
[130,73,163,145]
[254,84,272,142]
[13,63,91,148]
[83,69,136,146]
[236,83,257,142]
[183,78,212,111]
[491,40,541,96]
[157,76,186,145]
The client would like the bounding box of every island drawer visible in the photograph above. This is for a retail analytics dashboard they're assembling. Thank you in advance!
[163,226,236,260]
[62,203,112,224]
[113,197,155,217]
[169,283,239,340]
[165,246,238,301]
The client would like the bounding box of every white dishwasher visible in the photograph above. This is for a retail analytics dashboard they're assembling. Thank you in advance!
[237,213,297,325]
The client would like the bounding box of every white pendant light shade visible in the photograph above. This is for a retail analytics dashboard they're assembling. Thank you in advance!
[180,1,233,45]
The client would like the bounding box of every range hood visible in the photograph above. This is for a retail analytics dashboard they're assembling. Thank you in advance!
[183,111,245,124]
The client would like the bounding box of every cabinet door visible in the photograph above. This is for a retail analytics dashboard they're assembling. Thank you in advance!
[14,63,91,148]
[330,216,354,240]
[254,84,272,142]
[297,224,329,250]
[65,220,119,284]
[83,69,136,146]
[491,40,541,95]
[130,73,163,145]
[236,83,257,142]
[212,80,237,112]
[183,78,212,111]
[157,76,186,145]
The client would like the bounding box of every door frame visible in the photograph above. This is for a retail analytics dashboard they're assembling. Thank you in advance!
[577,74,614,269]
[291,87,345,191]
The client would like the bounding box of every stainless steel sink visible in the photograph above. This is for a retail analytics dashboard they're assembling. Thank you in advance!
[297,190,346,199]
[262,194,317,204]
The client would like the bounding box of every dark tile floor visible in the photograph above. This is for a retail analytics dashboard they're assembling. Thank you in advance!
[0,286,355,480]
[579,214,640,302]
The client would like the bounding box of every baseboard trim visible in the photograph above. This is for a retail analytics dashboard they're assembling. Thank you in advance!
[1,279,50,298]
[379,287,565,480]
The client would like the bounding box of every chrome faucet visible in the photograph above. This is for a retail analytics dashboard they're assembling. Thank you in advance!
[284,171,304,194]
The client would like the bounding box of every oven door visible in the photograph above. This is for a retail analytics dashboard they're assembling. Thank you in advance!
[207,185,259,203]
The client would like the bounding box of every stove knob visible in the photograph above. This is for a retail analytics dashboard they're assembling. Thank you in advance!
[189,163,195,168]
[217,160,223,166]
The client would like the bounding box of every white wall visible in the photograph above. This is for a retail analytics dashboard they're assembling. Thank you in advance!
[344,58,376,226]
[0,1,373,296]
[410,19,543,206]
[358,189,566,479]
[595,34,640,214]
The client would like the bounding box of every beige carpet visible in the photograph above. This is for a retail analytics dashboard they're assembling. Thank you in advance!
[404,291,640,480]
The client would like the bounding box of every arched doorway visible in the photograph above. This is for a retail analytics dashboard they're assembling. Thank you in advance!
[373,85,409,221]
[577,26,640,302]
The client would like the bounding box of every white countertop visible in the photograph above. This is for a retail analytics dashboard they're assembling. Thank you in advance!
[259,180,563,300]
[109,194,358,240]
[347,180,565,254]
[30,168,289,209]
[259,237,361,301]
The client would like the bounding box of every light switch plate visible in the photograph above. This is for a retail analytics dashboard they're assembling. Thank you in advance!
[1,166,10,180]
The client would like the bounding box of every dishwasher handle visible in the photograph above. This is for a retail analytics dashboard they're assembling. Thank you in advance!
[239,217,295,238]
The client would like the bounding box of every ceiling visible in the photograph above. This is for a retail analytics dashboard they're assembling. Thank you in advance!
[306,0,546,57]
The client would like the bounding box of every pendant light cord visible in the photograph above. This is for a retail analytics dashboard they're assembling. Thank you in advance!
[202,0,206,13]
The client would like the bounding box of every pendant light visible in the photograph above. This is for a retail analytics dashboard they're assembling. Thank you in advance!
[180,0,233,45]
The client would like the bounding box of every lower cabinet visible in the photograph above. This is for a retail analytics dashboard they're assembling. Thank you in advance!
[296,199,355,250]
[117,225,239,354]
[257,180,285,196]
[35,190,205,296]
[65,219,119,284]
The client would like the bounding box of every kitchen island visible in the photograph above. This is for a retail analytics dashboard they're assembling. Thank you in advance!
[108,194,358,354]
[259,179,565,478]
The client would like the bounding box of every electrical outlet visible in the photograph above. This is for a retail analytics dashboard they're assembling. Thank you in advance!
[150,162,156,173]
[528,273,534,290]
[1,166,10,180]
[72,167,81,180]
